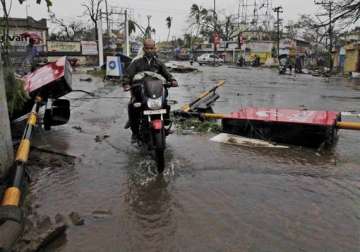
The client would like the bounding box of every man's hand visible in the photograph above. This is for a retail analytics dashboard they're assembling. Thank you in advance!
[170,80,178,87]
[123,84,131,91]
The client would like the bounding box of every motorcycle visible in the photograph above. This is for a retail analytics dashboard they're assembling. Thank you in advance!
[279,62,287,74]
[127,71,176,173]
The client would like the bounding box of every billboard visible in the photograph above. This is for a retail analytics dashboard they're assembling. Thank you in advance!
[81,41,98,55]
[48,41,81,52]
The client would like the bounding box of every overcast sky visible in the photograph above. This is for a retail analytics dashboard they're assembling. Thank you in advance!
[9,0,322,40]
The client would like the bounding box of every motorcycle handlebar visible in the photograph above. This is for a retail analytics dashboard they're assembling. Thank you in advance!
[125,82,175,91]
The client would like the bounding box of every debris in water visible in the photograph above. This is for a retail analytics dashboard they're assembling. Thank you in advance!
[69,212,85,226]
[80,77,92,82]
[211,133,289,148]
[92,209,112,219]
[72,126,83,132]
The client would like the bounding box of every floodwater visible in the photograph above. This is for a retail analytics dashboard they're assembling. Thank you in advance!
[28,65,360,251]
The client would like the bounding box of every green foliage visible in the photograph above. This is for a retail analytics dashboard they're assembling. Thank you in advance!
[175,118,221,134]
[87,68,106,78]
[4,68,29,117]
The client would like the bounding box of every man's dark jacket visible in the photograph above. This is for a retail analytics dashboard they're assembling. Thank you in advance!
[124,55,174,85]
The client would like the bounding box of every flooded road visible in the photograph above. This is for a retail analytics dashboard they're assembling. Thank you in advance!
[28,65,360,251]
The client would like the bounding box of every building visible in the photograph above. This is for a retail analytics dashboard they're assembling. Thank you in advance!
[0,17,48,66]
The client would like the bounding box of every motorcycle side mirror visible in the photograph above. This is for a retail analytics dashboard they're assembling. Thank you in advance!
[134,102,142,108]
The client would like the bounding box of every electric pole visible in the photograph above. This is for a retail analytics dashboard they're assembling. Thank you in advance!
[124,9,129,56]
[98,9,104,67]
[273,6,283,60]
[213,0,217,65]
[314,0,334,72]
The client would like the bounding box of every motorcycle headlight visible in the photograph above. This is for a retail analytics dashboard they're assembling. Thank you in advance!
[147,97,163,109]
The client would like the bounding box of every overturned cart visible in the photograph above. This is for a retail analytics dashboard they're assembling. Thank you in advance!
[175,82,360,148]
[0,57,72,251]
[13,56,72,130]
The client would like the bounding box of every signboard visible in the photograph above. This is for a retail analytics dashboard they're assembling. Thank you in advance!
[48,41,81,52]
[238,33,244,48]
[131,42,141,54]
[23,57,72,98]
[212,32,221,45]
[245,42,273,53]
[2,30,47,53]
[230,108,338,126]
[280,39,296,49]
[81,41,98,55]
[106,56,123,77]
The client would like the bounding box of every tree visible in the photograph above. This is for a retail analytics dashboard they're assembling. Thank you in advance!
[81,0,104,41]
[128,20,136,35]
[166,16,172,41]
[220,15,238,41]
[50,15,87,41]
[188,4,208,46]
[188,5,238,43]
[331,0,360,24]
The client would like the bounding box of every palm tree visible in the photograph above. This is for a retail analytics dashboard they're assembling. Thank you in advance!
[166,16,172,41]
[189,4,208,47]
[128,20,136,35]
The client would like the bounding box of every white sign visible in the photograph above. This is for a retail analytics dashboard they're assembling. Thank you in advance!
[106,56,123,77]
[81,41,98,55]
[244,42,273,53]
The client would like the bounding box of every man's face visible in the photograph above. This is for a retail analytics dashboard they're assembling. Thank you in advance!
[143,44,156,55]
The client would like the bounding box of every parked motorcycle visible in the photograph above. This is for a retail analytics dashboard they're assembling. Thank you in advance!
[278,55,288,75]
[127,71,176,173]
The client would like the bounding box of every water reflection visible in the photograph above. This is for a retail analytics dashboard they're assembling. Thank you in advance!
[124,153,177,252]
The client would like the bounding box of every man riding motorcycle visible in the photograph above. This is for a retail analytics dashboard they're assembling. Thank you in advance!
[123,39,178,143]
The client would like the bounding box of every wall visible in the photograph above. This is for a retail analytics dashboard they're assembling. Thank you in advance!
[344,45,359,73]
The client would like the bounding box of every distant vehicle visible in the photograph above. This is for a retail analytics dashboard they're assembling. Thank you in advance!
[175,48,190,61]
[196,54,224,65]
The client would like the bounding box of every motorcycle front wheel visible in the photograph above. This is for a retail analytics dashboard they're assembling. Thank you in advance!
[153,129,166,173]
[155,149,165,173]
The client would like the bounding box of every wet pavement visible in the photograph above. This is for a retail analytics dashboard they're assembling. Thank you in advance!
[27,64,360,251]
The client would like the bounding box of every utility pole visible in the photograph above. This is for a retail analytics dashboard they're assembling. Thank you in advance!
[314,0,334,72]
[0,52,13,179]
[124,9,129,56]
[98,9,104,67]
[213,0,216,66]
[25,0,30,17]
[273,6,283,60]
[107,7,131,55]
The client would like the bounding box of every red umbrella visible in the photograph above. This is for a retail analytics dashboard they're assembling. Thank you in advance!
[20,32,43,44]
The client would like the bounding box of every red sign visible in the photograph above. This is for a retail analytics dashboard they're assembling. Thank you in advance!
[238,33,244,48]
[212,32,221,45]
[228,108,339,126]
[23,57,72,98]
